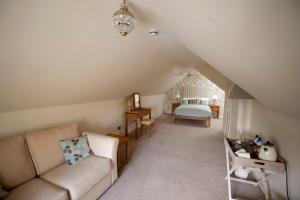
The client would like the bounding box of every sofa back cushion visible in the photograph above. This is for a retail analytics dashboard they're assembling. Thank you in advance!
[0,135,36,189]
[25,123,80,175]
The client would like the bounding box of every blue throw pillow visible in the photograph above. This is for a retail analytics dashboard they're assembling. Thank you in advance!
[59,136,93,165]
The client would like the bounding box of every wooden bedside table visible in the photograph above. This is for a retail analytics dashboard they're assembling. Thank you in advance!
[106,133,129,170]
[172,102,181,115]
[209,104,220,118]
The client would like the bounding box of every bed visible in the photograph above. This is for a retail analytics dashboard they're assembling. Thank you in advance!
[173,103,212,127]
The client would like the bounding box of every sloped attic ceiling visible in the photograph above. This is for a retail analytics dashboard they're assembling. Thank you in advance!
[0,0,216,112]
[1,0,299,120]
[136,0,300,119]
[0,0,230,113]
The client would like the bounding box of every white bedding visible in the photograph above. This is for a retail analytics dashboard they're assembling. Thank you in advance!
[175,104,212,117]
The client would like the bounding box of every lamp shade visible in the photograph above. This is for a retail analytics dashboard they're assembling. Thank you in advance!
[176,94,181,99]
[127,99,132,106]
[212,94,218,100]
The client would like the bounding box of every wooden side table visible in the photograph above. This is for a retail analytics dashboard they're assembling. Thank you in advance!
[209,104,220,118]
[106,133,129,170]
[172,102,181,115]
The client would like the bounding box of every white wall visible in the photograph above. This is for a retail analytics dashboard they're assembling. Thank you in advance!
[141,95,166,118]
[0,94,166,139]
[250,101,300,200]
[223,99,253,138]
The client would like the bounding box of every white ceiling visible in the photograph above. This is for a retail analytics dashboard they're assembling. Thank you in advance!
[0,0,299,119]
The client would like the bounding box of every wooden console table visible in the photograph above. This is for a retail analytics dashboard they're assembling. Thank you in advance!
[125,108,151,139]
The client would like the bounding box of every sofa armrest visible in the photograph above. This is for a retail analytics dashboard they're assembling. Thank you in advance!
[83,132,119,183]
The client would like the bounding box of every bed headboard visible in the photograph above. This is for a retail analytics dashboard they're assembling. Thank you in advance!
[182,97,209,105]
[188,99,199,104]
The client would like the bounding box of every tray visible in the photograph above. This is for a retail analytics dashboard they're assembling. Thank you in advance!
[224,137,285,174]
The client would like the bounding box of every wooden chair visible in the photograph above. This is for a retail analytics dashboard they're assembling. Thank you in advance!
[141,119,155,137]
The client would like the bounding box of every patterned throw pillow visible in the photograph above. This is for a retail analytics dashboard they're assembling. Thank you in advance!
[59,136,93,165]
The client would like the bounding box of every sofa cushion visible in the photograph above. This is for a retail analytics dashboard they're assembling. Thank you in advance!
[41,156,111,200]
[79,171,112,200]
[59,136,92,165]
[6,178,68,200]
[25,123,80,175]
[0,134,36,189]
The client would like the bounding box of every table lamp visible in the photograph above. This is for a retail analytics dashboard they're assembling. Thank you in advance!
[127,99,133,111]
[212,94,218,104]
[176,94,181,103]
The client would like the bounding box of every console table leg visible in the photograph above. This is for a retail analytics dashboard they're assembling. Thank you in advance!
[125,118,128,137]
[125,142,128,162]
[259,172,270,200]
[135,120,138,139]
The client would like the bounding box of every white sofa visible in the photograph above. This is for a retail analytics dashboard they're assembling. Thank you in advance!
[0,123,119,200]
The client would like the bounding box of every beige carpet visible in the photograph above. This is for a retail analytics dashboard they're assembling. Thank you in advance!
[100,115,262,200]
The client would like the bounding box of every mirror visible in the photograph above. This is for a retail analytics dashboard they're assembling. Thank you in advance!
[132,93,141,110]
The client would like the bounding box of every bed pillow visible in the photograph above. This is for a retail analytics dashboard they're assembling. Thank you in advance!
[59,136,93,165]
[181,99,188,105]
[200,98,209,106]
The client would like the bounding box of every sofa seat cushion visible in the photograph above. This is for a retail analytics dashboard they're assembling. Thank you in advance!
[41,156,111,200]
[6,178,68,200]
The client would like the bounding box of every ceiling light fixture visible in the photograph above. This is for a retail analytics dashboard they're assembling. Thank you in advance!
[113,0,136,36]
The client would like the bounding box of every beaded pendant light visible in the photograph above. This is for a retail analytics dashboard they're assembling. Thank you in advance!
[113,0,136,36]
